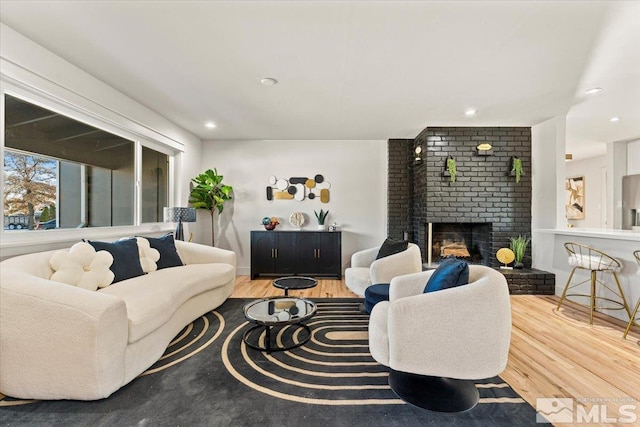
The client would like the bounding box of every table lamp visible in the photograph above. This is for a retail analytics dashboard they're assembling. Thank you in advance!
[164,207,196,241]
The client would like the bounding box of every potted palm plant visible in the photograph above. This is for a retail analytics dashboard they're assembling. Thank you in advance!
[509,235,530,269]
[189,168,233,247]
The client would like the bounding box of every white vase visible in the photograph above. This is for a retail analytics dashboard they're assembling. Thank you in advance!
[317,224,326,230]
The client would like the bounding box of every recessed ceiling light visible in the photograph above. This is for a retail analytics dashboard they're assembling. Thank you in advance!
[204,122,216,128]
[584,87,603,95]
[610,117,620,122]
[465,109,477,116]
[260,77,278,86]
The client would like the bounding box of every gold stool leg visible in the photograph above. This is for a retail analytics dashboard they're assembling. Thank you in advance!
[623,299,640,339]
[557,267,578,310]
[590,270,597,325]
[612,272,632,319]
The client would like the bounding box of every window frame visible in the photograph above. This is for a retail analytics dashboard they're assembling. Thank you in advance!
[1,80,178,251]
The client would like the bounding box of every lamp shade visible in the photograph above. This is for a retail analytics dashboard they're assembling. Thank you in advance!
[163,207,196,223]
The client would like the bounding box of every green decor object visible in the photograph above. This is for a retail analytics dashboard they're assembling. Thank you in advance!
[314,209,329,226]
[189,168,233,247]
[446,156,457,183]
[509,235,530,269]
[512,157,524,183]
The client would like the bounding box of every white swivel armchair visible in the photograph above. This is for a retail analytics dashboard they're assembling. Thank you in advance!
[344,243,422,296]
[368,265,512,412]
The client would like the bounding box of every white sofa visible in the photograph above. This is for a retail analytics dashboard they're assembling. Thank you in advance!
[0,240,236,401]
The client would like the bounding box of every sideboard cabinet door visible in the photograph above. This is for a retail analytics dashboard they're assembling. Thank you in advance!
[295,232,341,278]
[250,231,296,278]
[315,232,341,277]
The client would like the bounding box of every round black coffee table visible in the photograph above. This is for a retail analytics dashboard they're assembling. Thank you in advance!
[272,276,318,296]
[243,297,317,353]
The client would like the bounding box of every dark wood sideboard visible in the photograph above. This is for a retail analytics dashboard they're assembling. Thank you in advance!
[250,230,342,279]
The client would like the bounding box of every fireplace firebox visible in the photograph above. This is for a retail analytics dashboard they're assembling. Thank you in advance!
[426,222,492,267]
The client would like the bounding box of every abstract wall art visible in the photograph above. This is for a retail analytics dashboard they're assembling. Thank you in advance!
[266,174,330,203]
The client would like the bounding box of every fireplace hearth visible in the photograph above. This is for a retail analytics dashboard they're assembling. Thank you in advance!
[426,222,492,267]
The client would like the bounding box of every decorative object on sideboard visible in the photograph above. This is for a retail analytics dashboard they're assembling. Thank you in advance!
[261,216,280,230]
[266,174,330,203]
[189,168,233,246]
[496,248,515,269]
[510,157,524,183]
[289,211,305,229]
[443,156,457,183]
[329,222,338,231]
[476,143,493,156]
[509,235,530,269]
[565,176,585,220]
[164,207,196,241]
[314,209,329,230]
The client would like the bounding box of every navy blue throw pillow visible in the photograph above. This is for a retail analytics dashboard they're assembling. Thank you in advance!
[376,238,409,260]
[144,234,184,269]
[424,256,469,293]
[88,238,144,283]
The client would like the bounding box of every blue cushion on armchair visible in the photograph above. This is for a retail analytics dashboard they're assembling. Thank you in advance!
[424,257,469,293]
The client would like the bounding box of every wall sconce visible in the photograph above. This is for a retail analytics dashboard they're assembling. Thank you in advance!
[476,143,493,156]
[414,145,423,164]
[164,207,196,241]
[565,153,573,161]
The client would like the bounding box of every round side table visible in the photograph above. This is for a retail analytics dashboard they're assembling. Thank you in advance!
[272,276,317,296]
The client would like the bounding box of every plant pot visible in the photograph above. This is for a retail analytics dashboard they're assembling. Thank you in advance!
[514,261,524,269]
[317,224,327,230]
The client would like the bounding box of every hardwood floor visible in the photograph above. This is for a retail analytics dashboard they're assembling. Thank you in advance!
[232,276,640,425]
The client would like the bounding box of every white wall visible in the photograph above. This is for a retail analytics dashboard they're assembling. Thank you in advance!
[566,155,607,228]
[531,116,566,269]
[199,139,388,275]
[0,24,203,256]
[607,141,628,229]
[531,116,565,230]
[628,139,640,175]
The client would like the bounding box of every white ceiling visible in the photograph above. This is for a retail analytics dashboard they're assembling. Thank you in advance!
[1,1,639,160]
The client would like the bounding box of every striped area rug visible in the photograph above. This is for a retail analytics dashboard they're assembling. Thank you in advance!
[0,298,538,426]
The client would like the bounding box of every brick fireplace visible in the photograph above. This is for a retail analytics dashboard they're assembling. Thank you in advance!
[388,127,532,268]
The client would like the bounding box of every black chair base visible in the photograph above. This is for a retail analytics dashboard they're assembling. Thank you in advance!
[388,369,479,413]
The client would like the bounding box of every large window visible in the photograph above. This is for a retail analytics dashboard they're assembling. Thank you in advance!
[3,94,170,231]
[141,146,169,223]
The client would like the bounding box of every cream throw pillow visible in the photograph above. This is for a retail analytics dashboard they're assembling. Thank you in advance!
[135,237,160,273]
[50,242,115,291]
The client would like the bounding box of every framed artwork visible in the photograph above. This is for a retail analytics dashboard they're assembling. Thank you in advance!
[565,176,585,220]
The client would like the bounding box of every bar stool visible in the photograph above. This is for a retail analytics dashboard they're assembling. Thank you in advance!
[622,250,640,339]
[556,242,632,324]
